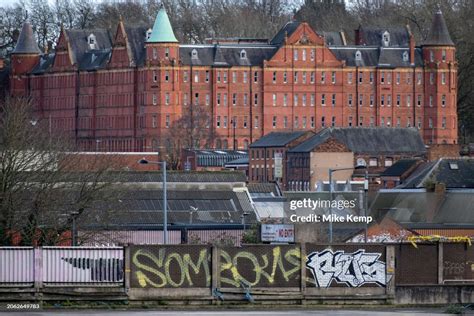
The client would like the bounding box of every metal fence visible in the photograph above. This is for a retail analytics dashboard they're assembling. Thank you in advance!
[0,243,473,289]
[42,247,124,286]
[0,247,35,287]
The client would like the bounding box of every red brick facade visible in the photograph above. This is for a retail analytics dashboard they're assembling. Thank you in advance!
[9,11,458,152]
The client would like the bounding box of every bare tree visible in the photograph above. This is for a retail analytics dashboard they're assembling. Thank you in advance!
[162,103,215,170]
[0,97,125,246]
[0,4,27,53]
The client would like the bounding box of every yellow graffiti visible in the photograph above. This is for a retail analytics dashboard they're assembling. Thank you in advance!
[408,235,472,248]
[220,246,301,287]
[132,248,210,288]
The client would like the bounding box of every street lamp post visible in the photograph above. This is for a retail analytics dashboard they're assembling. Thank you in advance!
[138,158,168,244]
[328,164,367,243]
[69,211,80,246]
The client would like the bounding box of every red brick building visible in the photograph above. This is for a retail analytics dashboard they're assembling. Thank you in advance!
[9,8,458,152]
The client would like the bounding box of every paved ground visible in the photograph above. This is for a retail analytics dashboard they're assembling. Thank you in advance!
[0,309,465,316]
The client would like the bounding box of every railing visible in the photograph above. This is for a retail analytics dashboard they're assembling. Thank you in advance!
[0,247,34,287]
[0,247,124,287]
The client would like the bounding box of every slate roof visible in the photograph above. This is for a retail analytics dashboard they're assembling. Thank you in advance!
[321,31,345,46]
[288,127,427,155]
[329,46,423,67]
[117,171,247,183]
[249,131,309,148]
[12,22,41,54]
[81,189,257,227]
[124,26,148,66]
[370,191,474,225]
[66,29,113,66]
[424,10,454,46]
[31,54,55,74]
[188,149,248,167]
[179,44,278,67]
[400,158,474,189]
[381,159,420,177]
[271,21,301,45]
[358,26,410,47]
[25,171,247,183]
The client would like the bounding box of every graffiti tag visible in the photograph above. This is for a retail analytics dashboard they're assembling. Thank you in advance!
[61,257,124,282]
[131,248,211,288]
[220,246,300,287]
[306,249,386,288]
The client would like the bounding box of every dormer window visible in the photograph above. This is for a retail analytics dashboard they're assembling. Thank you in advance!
[191,49,198,59]
[402,51,409,62]
[146,28,152,41]
[382,31,390,47]
[88,34,97,49]
[355,50,362,61]
[240,49,247,59]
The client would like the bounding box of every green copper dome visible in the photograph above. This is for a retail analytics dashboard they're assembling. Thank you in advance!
[147,8,178,43]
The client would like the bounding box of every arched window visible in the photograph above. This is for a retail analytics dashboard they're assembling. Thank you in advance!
[191,49,198,59]
[243,139,249,149]
[355,50,362,61]
[215,139,221,149]
[223,139,228,149]
[240,49,247,59]
[382,31,390,47]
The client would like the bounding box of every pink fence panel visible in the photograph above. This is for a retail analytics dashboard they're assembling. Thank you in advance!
[42,247,124,286]
[0,247,34,286]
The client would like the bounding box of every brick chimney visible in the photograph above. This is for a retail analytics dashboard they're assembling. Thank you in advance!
[355,27,361,45]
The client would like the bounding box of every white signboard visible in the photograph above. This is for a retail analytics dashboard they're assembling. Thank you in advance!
[274,152,283,178]
[261,224,295,243]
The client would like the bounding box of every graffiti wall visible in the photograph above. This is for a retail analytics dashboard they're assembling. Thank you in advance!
[220,245,301,288]
[305,245,387,288]
[130,245,211,288]
[129,245,301,288]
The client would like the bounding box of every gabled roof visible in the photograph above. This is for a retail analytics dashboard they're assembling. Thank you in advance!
[424,9,454,46]
[400,158,474,189]
[147,7,178,43]
[289,127,427,155]
[65,29,113,65]
[250,131,309,148]
[81,189,257,227]
[12,22,41,54]
[270,21,301,45]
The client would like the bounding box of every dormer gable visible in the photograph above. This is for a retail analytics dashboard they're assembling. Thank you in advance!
[109,19,134,67]
[52,27,74,71]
